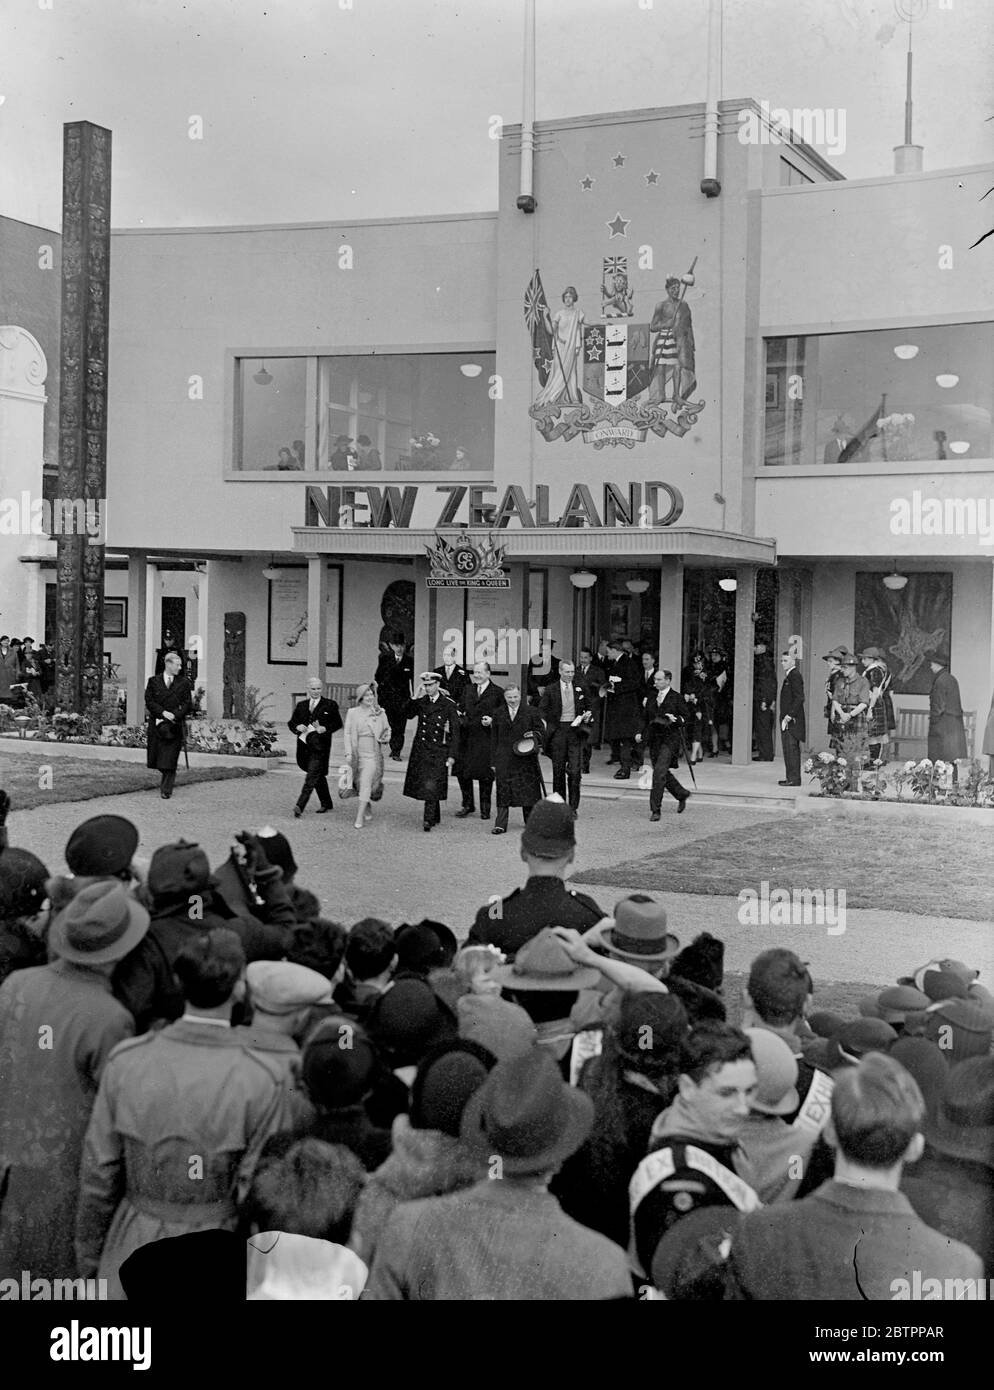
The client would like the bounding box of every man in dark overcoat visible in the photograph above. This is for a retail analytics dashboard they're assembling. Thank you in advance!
[288,676,343,817]
[374,632,414,760]
[433,647,469,704]
[403,673,459,832]
[778,651,807,787]
[600,639,641,779]
[538,660,594,812]
[927,657,968,763]
[455,661,505,820]
[490,684,546,834]
[575,646,606,769]
[145,651,194,799]
[637,670,691,817]
[752,638,778,762]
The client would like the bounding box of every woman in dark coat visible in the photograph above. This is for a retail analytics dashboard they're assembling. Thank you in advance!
[927,658,968,762]
[680,653,708,763]
[490,685,546,834]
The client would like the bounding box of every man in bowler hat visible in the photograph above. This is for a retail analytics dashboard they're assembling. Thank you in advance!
[145,650,193,799]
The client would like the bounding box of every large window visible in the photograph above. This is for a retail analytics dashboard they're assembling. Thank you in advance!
[763,323,994,467]
[235,351,495,472]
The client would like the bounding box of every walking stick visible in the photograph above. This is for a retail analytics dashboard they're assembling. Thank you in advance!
[677,724,697,789]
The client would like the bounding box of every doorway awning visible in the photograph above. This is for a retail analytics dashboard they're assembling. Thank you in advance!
[291,526,777,565]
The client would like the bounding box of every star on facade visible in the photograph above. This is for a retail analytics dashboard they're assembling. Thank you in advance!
[612,152,626,168]
[645,169,660,185]
[580,176,594,191]
[587,344,603,361]
[607,212,630,238]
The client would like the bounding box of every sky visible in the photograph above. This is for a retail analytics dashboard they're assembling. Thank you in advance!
[1,0,992,231]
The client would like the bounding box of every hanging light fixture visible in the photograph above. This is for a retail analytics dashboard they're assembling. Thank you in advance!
[253,361,273,386]
[459,363,483,378]
[570,569,597,589]
[935,372,959,389]
[882,564,908,591]
[625,577,650,594]
[718,577,737,592]
[948,440,970,455]
[261,554,282,581]
[893,344,919,360]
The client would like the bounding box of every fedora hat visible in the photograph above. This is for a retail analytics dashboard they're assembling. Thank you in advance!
[592,897,680,964]
[460,1047,594,1175]
[493,928,600,992]
[925,1057,994,1167]
[48,880,149,965]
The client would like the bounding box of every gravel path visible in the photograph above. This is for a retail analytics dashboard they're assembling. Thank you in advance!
[8,763,992,989]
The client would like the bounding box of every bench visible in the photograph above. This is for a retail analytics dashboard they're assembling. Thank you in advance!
[890,704,976,761]
[290,682,358,716]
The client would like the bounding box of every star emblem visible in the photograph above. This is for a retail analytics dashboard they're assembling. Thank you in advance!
[587,344,602,361]
[612,152,626,168]
[645,169,659,185]
[606,212,630,238]
[586,327,604,345]
[580,176,594,191]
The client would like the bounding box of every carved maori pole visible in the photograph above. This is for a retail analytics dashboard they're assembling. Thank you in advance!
[55,121,111,713]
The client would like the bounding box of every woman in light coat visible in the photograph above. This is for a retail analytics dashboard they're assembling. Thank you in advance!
[343,684,391,829]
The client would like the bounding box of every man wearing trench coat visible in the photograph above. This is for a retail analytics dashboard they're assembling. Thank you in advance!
[145,651,193,799]
[490,686,546,834]
[927,659,968,762]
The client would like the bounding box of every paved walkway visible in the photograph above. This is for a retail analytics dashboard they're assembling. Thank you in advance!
[9,754,992,988]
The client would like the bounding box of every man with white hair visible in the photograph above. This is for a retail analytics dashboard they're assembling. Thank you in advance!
[455,661,505,821]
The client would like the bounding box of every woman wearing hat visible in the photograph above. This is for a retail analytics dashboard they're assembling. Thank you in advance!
[821,647,846,748]
[343,684,391,830]
[489,684,546,834]
[829,650,871,752]
[859,646,895,762]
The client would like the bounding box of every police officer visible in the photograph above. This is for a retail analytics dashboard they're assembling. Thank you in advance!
[403,673,458,832]
[467,796,604,958]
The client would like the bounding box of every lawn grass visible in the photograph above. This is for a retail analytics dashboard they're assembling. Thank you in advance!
[0,751,266,811]
[570,815,994,921]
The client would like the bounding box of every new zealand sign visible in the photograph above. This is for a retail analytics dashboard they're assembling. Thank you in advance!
[524,262,705,448]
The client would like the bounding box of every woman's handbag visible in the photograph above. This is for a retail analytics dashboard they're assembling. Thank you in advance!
[338,754,359,799]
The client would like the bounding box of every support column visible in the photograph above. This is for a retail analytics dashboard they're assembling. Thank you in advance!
[413,558,431,682]
[55,121,111,713]
[657,557,685,677]
[126,553,148,727]
[306,557,329,686]
[731,564,758,765]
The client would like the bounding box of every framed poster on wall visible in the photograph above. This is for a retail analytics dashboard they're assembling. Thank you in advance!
[854,571,952,695]
[104,598,128,638]
[267,564,343,666]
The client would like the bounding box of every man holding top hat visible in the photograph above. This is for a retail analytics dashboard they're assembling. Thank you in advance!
[289,676,344,817]
[538,659,594,812]
[490,684,546,835]
[403,672,459,832]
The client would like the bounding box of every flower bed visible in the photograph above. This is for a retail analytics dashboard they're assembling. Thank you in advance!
[804,746,994,809]
[0,704,283,759]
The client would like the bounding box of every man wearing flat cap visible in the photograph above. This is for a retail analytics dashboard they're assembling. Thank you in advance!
[239,960,335,1086]
[467,796,604,958]
[403,673,459,832]
[0,882,145,1280]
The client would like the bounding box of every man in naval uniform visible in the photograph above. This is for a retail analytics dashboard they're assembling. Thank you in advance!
[402,673,459,832]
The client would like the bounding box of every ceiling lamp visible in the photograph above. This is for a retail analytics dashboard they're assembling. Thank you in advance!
[569,569,598,589]
[893,344,919,360]
[625,578,650,594]
[948,440,970,455]
[459,363,483,378]
[252,362,273,386]
[935,373,959,389]
[261,554,283,581]
[718,577,737,592]
[882,569,908,591]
